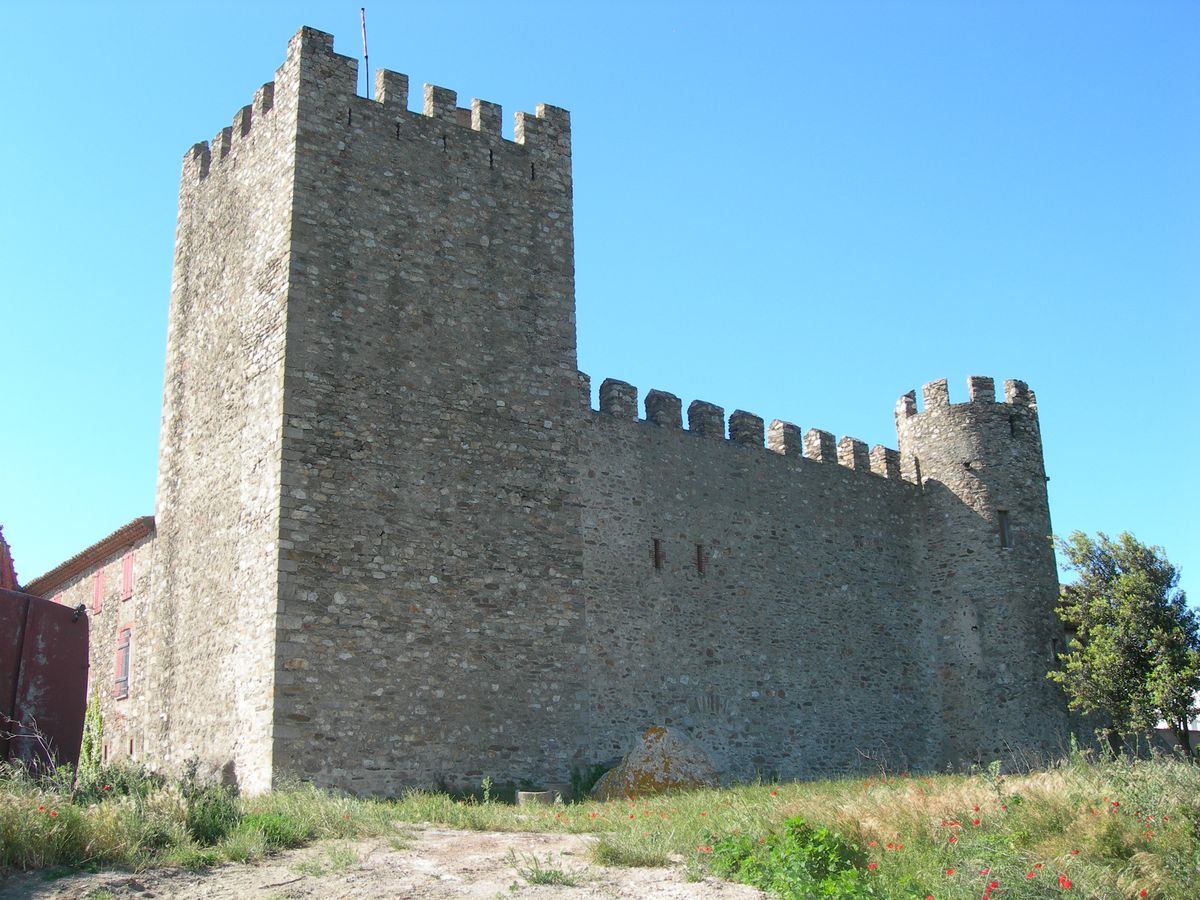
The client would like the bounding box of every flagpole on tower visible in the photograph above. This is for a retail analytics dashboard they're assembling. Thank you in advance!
[360,8,370,98]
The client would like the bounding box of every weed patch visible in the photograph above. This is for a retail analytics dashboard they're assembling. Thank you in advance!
[507,849,587,886]
[707,816,881,897]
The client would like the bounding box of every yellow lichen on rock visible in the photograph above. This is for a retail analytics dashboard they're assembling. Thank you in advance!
[590,726,721,800]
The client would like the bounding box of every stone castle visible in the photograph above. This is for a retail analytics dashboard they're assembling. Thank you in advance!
[26,28,1070,794]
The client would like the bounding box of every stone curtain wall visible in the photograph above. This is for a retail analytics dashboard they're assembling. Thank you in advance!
[148,35,301,792]
[577,376,1071,778]
[578,387,938,779]
[268,31,589,793]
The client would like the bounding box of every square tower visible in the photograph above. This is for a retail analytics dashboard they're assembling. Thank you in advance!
[150,28,586,793]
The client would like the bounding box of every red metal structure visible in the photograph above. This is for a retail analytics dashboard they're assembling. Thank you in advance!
[0,587,90,769]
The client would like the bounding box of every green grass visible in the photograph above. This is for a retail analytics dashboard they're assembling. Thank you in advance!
[1,753,1197,897]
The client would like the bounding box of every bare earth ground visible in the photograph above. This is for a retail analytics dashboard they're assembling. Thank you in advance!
[0,828,765,899]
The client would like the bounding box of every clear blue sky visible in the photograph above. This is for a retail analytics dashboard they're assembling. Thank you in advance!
[1,1,1196,601]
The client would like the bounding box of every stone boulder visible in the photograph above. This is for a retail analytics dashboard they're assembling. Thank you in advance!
[590,726,721,800]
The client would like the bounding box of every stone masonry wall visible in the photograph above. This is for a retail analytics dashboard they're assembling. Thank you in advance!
[579,383,941,778]
[268,31,588,794]
[895,378,1071,766]
[40,534,156,765]
[147,39,301,792]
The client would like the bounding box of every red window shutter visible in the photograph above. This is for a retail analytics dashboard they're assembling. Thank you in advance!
[93,569,105,613]
[121,553,134,600]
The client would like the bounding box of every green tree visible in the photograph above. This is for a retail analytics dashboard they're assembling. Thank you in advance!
[1049,531,1199,759]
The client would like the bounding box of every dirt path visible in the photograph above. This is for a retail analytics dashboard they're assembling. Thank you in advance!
[0,827,765,899]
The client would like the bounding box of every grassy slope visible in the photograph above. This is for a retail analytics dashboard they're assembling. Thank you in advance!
[1,754,1196,898]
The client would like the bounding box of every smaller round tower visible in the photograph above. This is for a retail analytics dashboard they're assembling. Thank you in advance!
[895,376,1069,766]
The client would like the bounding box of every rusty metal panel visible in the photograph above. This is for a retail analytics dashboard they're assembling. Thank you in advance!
[0,588,89,769]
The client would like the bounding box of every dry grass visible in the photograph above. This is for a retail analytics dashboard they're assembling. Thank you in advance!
[2,752,1197,897]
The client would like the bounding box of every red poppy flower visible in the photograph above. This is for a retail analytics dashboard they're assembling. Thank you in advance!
[1035,863,1043,869]
[948,835,957,844]
[697,846,712,854]
[49,810,58,817]
[946,868,955,876]
[103,784,112,791]
[980,867,990,875]
[1058,874,1073,889]
[700,811,707,817]
[37,805,44,812]
[887,842,894,849]
[867,862,878,871]
[1027,871,1036,879]
[1070,849,1079,855]
[1139,892,1147,898]
[896,843,904,850]
[973,805,980,812]
[972,818,981,826]
[868,840,877,847]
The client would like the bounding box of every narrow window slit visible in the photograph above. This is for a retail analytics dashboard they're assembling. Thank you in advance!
[489,149,494,169]
[1008,414,1018,437]
[998,510,1013,549]
[395,123,401,140]
[652,538,664,570]
[530,162,536,180]
[347,108,352,126]
[442,134,448,151]
[695,543,706,575]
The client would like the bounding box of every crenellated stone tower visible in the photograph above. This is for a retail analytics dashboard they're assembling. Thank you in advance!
[151,27,583,792]
[895,377,1068,766]
[126,27,1072,794]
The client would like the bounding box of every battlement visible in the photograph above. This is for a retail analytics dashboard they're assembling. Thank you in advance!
[183,27,569,184]
[593,377,908,482]
[895,376,1038,420]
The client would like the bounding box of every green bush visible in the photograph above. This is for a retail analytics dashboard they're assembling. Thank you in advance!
[709,816,878,898]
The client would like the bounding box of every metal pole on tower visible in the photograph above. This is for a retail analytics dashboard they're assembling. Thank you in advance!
[360,8,370,99]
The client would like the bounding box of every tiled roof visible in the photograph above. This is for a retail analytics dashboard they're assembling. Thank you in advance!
[22,516,155,597]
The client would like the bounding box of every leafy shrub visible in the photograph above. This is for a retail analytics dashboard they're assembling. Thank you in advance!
[708,816,878,898]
